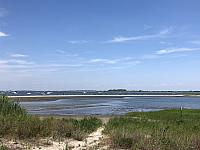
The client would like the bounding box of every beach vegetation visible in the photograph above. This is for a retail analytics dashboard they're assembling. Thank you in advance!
[0,96,102,141]
[104,109,200,149]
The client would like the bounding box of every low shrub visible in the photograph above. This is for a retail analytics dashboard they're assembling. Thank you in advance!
[0,96,102,141]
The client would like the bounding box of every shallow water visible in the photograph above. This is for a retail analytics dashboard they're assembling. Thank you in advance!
[19,97,200,116]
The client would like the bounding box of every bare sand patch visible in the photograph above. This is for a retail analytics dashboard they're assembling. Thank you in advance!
[1,126,109,150]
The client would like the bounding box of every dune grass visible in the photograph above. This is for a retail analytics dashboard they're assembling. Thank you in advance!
[0,96,102,141]
[104,109,200,150]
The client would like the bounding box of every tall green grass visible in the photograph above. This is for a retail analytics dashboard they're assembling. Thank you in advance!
[0,96,102,141]
[0,96,26,116]
[104,109,200,149]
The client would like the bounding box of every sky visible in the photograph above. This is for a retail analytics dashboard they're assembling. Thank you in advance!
[0,0,200,91]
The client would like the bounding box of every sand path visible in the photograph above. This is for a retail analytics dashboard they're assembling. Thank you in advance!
[67,126,107,150]
[3,126,107,150]
[31,126,106,150]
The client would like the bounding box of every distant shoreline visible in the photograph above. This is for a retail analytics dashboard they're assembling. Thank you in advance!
[9,94,185,98]
[8,94,186,101]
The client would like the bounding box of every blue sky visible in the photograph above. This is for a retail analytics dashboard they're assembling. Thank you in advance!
[0,0,200,90]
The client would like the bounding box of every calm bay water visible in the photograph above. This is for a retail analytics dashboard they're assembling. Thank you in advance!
[19,97,200,116]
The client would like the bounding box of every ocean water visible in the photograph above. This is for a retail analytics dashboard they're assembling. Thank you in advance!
[19,96,200,116]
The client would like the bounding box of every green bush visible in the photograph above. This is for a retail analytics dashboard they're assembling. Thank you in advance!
[0,96,26,116]
[0,96,102,141]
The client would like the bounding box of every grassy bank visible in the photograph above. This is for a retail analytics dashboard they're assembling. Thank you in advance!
[0,96,102,144]
[104,109,200,150]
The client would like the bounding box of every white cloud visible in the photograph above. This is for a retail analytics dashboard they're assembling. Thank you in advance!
[89,57,140,66]
[108,27,172,43]
[108,35,153,43]
[0,31,8,37]
[0,59,34,66]
[0,60,8,64]
[90,59,117,64]
[10,54,28,58]
[8,59,34,65]
[156,47,200,55]
[0,59,35,73]
[68,40,88,44]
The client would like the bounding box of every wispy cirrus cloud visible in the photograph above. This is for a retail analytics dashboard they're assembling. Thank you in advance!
[67,40,88,44]
[156,47,200,55]
[0,61,81,71]
[0,53,31,71]
[1,51,141,74]
[0,31,8,37]
[141,46,200,60]
[90,59,117,64]
[0,59,34,65]
[107,27,172,43]
[0,58,35,72]
[89,57,140,66]
[10,54,28,58]
[8,59,34,65]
